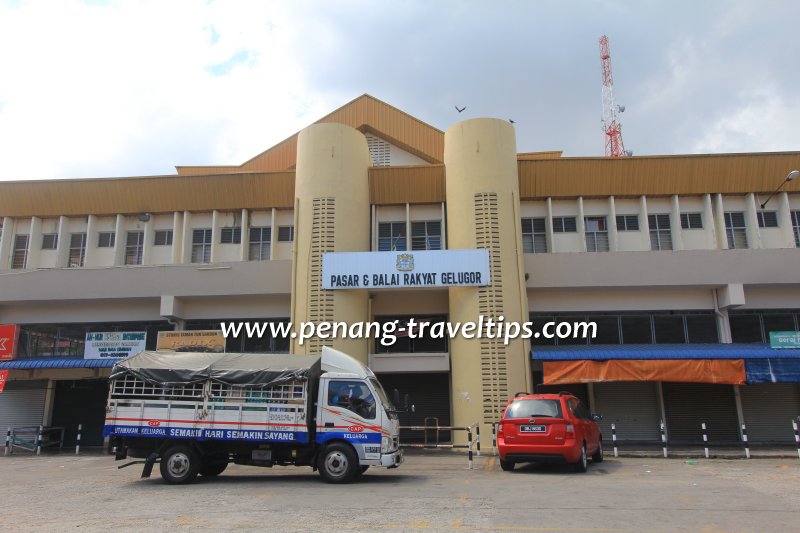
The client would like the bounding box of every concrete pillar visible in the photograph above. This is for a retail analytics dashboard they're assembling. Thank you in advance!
[171,212,182,264]
[56,216,69,267]
[181,211,192,263]
[269,208,277,260]
[744,193,761,249]
[713,194,727,249]
[576,197,586,252]
[142,216,153,265]
[607,196,618,252]
[776,192,795,248]
[444,118,530,442]
[240,209,249,261]
[291,123,372,360]
[545,198,554,253]
[0,217,15,269]
[85,215,98,267]
[210,210,221,263]
[639,196,651,250]
[27,216,42,269]
[703,194,717,248]
[113,214,125,265]
[670,195,683,251]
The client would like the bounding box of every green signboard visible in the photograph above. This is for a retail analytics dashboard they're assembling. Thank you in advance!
[769,331,800,349]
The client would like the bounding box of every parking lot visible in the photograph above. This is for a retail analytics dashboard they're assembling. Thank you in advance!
[1,451,799,532]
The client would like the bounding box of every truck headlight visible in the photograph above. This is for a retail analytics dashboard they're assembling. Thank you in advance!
[381,436,390,453]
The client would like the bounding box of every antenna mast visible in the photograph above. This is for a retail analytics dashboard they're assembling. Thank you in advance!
[599,35,627,157]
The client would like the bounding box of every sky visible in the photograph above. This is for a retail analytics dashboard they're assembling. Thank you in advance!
[0,0,798,181]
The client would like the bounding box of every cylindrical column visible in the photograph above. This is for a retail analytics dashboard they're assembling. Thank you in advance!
[291,123,372,361]
[445,118,530,444]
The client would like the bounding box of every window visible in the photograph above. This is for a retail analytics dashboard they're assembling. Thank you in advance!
[125,231,144,265]
[724,212,748,249]
[41,233,58,250]
[378,222,407,251]
[505,399,562,419]
[327,380,376,420]
[793,211,800,247]
[648,214,673,251]
[730,310,800,343]
[375,316,448,353]
[249,226,271,261]
[154,230,173,246]
[680,212,703,229]
[220,227,241,244]
[12,234,29,269]
[521,218,547,253]
[584,216,609,252]
[411,221,442,251]
[97,232,115,248]
[552,216,577,233]
[616,214,639,231]
[191,229,212,263]
[68,233,86,267]
[756,211,778,228]
[278,225,294,242]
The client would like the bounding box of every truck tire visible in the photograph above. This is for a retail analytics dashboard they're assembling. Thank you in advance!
[318,443,358,484]
[160,445,200,484]
[199,460,228,477]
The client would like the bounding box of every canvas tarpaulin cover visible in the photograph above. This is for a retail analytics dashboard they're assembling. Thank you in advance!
[543,359,746,385]
[110,351,322,387]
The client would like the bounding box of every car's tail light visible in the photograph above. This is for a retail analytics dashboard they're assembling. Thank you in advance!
[497,423,504,436]
[565,424,575,438]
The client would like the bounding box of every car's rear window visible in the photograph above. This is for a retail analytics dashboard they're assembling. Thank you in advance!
[505,399,562,419]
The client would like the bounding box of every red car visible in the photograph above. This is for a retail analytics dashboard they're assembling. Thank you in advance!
[497,392,603,472]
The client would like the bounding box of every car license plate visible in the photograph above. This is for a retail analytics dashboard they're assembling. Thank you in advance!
[520,425,546,433]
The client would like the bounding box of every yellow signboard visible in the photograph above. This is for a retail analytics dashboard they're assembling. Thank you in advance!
[157,330,226,353]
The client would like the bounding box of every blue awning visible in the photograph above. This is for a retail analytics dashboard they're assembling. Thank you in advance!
[0,357,118,369]
[532,343,800,361]
[745,359,800,384]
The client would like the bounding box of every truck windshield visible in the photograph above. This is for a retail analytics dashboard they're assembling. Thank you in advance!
[328,380,376,420]
[368,377,398,420]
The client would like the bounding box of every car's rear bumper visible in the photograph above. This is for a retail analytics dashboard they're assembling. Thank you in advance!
[498,438,582,463]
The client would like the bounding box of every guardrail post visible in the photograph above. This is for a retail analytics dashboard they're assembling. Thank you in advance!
[792,420,799,460]
[75,424,82,455]
[702,422,709,458]
[9,428,15,456]
[467,425,473,470]
[492,423,497,456]
[742,423,750,459]
[4,427,10,457]
[660,420,667,458]
[35,425,43,455]
[475,422,481,457]
[611,423,618,457]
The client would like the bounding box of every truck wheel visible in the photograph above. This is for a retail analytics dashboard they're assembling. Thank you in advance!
[354,465,370,478]
[199,460,228,477]
[318,443,358,484]
[160,445,200,484]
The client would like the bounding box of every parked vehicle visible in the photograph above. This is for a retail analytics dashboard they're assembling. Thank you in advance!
[105,346,403,484]
[496,392,603,472]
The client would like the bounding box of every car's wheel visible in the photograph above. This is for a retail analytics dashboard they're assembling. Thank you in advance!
[499,458,515,471]
[592,438,604,463]
[318,443,359,483]
[573,443,588,473]
[160,445,200,484]
[199,460,229,477]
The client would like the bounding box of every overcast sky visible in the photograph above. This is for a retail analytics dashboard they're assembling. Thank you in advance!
[0,0,798,181]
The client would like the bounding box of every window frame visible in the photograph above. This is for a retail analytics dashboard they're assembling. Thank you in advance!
[191,228,213,264]
[521,217,547,253]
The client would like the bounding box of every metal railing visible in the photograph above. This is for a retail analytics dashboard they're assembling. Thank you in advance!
[400,418,481,469]
[4,426,64,455]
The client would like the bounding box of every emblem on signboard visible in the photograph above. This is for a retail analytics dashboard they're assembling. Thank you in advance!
[395,253,414,271]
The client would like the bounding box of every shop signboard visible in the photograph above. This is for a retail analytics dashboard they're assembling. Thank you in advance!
[0,370,9,393]
[0,324,20,361]
[157,330,226,353]
[84,331,147,359]
[769,331,800,349]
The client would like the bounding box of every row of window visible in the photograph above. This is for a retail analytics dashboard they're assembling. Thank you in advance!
[9,225,295,268]
[522,210,800,253]
[377,221,442,251]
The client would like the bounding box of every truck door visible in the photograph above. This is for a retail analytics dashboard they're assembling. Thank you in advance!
[317,379,382,460]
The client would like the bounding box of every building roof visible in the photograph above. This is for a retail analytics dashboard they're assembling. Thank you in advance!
[532,343,800,361]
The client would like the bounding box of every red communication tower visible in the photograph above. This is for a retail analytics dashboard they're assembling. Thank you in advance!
[599,35,627,157]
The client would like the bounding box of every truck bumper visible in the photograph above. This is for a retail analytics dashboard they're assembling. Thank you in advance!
[380,448,403,468]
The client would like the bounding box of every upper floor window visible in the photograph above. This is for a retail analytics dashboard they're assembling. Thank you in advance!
[411,221,442,251]
[220,227,241,244]
[730,309,799,343]
[724,212,747,249]
[278,225,294,242]
[521,217,547,253]
[616,214,639,231]
[756,211,778,228]
[792,211,800,247]
[125,231,144,265]
[154,230,173,246]
[584,216,609,252]
[552,216,577,233]
[41,233,58,250]
[680,212,703,229]
[97,232,115,248]
[378,222,407,251]
[68,233,86,268]
[249,226,271,261]
[648,214,673,251]
[12,234,28,269]
[191,228,212,263]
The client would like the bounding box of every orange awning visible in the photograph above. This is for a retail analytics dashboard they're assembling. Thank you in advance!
[543,359,746,385]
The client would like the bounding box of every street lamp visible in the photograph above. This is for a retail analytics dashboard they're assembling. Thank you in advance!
[760,170,799,209]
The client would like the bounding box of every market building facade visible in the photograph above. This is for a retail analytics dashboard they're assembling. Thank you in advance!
[1,94,799,448]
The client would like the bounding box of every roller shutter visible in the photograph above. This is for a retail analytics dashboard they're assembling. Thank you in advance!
[536,383,589,405]
[376,373,451,443]
[593,382,661,442]
[51,380,109,447]
[663,382,740,444]
[0,380,48,431]
[740,383,800,443]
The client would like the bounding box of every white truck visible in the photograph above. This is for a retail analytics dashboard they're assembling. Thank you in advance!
[105,346,403,484]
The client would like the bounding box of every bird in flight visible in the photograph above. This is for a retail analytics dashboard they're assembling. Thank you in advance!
[509,119,515,124]
[455,105,466,113]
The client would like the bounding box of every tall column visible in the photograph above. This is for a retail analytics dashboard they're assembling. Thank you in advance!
[0,217,15,269]
[444,118,530,442]
[291,123,372,361]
